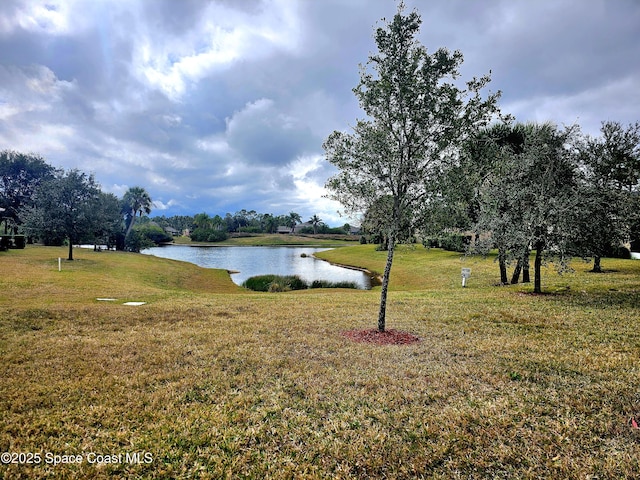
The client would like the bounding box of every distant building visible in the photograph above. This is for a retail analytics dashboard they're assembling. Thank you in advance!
[293,221,313,233]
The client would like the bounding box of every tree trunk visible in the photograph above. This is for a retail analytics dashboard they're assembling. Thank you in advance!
[125,212,136,238]
[522,250,531,283]
[592,256,602,273]
[377,236,396,332]
[68,239,74,261]
[498,247,508,285]
[510,257,522,284]
[534,241,543,293]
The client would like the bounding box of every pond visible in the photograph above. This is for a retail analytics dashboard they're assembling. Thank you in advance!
[142,245,371,289]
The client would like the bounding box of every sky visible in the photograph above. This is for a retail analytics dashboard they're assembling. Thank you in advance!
[0,0,639,226]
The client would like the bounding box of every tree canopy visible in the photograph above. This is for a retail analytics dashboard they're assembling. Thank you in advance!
[324,2,500,331]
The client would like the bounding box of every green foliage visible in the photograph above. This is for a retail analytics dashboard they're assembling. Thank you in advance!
[324,3,499,331]
[23,168,101,260]
[124,229,155,253]
[425,233,472,253]
[0,150,56,234]
[242,275,308,292]
[122,186,152,238]
[309,280,359,289]
[136,223,173,245]
[190,228,228,242]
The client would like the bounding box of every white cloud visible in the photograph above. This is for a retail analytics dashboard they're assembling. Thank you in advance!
[132,1,302,100]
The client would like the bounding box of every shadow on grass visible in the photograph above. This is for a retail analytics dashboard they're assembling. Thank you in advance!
[532,289,640,310]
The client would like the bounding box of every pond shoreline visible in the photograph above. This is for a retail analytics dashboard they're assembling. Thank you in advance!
[312,253,382,287]
[143,244,372,289]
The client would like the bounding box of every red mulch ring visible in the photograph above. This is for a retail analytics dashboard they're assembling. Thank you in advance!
[341,328,421,345]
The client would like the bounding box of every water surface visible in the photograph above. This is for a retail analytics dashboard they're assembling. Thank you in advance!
[142,245,371,289]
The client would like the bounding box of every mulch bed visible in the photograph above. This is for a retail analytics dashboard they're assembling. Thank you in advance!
[341,328,421,345]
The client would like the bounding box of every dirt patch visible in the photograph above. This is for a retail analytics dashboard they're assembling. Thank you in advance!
[341,328,420,345]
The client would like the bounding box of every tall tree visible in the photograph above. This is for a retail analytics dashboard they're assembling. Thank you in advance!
[324,3,499,331]
[0,150,55,234]
[309,214,322,234]
[89,192,123,250]
[122,186,152,238]
[474,123,580,293]
[575,121,640,272]
[287,212,301,233]
[468,122,530,285]
[24,169,100,260]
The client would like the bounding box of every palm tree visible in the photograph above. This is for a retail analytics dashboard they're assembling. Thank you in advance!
[122,186,152,237]
[309,214,322,234]
[288,211,302,233]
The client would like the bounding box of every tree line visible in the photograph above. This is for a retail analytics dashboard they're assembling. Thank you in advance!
[324,2,640,331]
[0,150,354,259]
[0,150,157,259]
[152,210,352,242]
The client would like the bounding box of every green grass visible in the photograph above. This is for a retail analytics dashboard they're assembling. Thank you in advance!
[1,245,639,479]
[174,233,357,247]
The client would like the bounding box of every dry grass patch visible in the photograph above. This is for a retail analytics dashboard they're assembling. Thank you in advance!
[1,246,639,478]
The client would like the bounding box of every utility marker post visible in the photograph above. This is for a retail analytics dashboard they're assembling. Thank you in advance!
[461,268,471,287]
[58,258,61,272]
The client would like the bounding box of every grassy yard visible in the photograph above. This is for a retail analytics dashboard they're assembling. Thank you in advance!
[1,245,639,479]
[174,233,358,247]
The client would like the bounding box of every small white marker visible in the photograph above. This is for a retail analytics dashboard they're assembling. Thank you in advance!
[461,268,471,287]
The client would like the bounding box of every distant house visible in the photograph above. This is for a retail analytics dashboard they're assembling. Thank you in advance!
[349,226,362,235]
[293,221,313,233]
[164,226,179,236]
[277,226,291,234]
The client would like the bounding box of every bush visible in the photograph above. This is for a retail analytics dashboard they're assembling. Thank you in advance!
[310,280,359,289]
[239,226,262,234]
[190,228,228,242]
[125,230,155,253]
[242,275,308,292]
[136,224,173,244]
[437,234,472,253]
[422,237,440,248]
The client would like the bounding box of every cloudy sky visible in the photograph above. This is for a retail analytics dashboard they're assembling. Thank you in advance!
[1,0,638,225]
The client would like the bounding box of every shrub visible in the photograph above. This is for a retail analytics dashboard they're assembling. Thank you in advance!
[191,228,228,242]
[125,230,155,253]
[239,226,262,234]
[310,280,359,289]
[438,234,472,253]
[136,224,173,244]
[268,278,291,292]
[242,275,278,292]
[285,275,308,291]
[422,237,440,248]
[242,275,308,292]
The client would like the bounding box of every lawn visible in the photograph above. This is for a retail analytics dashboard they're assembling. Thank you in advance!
[1,245,639,479]
[174,233,358,247]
